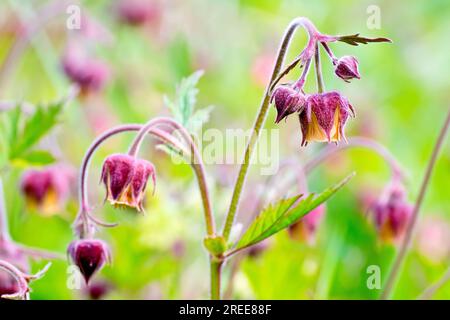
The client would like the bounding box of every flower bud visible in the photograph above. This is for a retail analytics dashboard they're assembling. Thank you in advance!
[116,0,160,26]
[334,56,360,82]
[20,165,74,215]
[101,154,156,212]
[62,45,108,94]
[288,204,325,243]
[84,280,111,300]
[0,272,19,300]
[299,91,355,146]
[68,239,110,284]
[371,182,412,243]
[271,85,305,123]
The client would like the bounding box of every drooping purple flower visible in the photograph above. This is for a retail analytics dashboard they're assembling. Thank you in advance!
[271,85,305,123]
[101,154,156,212]
[0,272,19,300]
[62,45,108,94]
[288,204,325,243]
[68,239,110,284]
[370,182,412,243]
[334,56,360,82]
[299,91,355,146]
[20,165,74,215]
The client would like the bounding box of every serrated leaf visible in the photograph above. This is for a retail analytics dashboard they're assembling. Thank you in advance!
[234,173,354,252]
[188,105,214,133]
[10,102,63,158]
[11,150,56,168]
[337,33,392,46]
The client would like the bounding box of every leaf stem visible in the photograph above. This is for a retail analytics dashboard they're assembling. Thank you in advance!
[314,43,325,93]
[380,107,450,299]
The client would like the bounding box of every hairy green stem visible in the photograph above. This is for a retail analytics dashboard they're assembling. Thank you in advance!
[210,259,223,300]
[380,107,450,299]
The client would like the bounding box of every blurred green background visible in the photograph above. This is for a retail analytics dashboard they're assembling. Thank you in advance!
[0,0,449,299]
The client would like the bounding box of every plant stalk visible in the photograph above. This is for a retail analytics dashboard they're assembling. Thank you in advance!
[210,258,223,300]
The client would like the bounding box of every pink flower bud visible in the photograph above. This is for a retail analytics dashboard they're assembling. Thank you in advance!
[299,91,355,146]
[371,182,412,243]
[271,85,305,123]
[0,272,19,300]
[20,165,74,215]
[84,280,112,300]
[288,204,325,243]
[68,239,110,284]
[116,0,160,26]
[334,56,360,82]
[101,154,156,212]
[62,46,108,94]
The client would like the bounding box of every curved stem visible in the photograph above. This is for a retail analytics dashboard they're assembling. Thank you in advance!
[304,137,405,179]
[380,108,450,300]
[221,17,315,241]
[128,117,216,236]
[0,179,11,242]
[77,123,187,237]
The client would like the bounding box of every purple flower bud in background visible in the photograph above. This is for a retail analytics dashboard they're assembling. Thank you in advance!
[271,85,305,123]
[288,204,325,243]
[0,272,19,300]
[299,91,355,146]
[247,238,271,258]
[84,280,112,300]
[116,0,160,26]
[68,239,110,284]
[334,56,360,82]
[20,165,74,215]
[101,154,156,212]
[370,182,412,243]
[62,44,109,95]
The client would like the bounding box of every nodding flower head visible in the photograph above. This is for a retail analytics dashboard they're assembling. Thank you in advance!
[299,91,355,146]
[68,239,110,284]
[101,154,156,212]
[0,272,19,299]
[334,56,360,82]
[116,0,159,26]
[370,182,413,243]
[271,85,306,123]
[62,46,108,94]
[288,204,325,243]
[20,165,74,215]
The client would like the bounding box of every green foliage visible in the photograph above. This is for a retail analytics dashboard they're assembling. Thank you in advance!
[164,70,214,134]
[235,173,355,252]
[0,101,63,168]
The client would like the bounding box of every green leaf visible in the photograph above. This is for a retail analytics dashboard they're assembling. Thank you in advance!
[234,173,355,252]
[11,150,56,168]
[10,102,63,158]
[164,70,212,134]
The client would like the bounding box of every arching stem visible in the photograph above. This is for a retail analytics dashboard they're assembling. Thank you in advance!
[221,17,319,242]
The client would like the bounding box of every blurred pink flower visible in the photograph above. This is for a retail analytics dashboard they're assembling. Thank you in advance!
[251,53,275,87]
[288,204,326,243]
[416,217,450,263]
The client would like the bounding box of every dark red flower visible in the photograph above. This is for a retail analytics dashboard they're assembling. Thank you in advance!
[84,281,111,300]
[334,56,360,82]
[68,239,110,284]
[20,165,74,215]
[371,182,412,243]
[101,154,156,212]
[0,272,19,300]
[271,85,305,123]
[62,46,108,94]
[299,91,355,146]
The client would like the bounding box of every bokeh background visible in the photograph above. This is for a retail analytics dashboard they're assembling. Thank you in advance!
[0,0,449,299]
